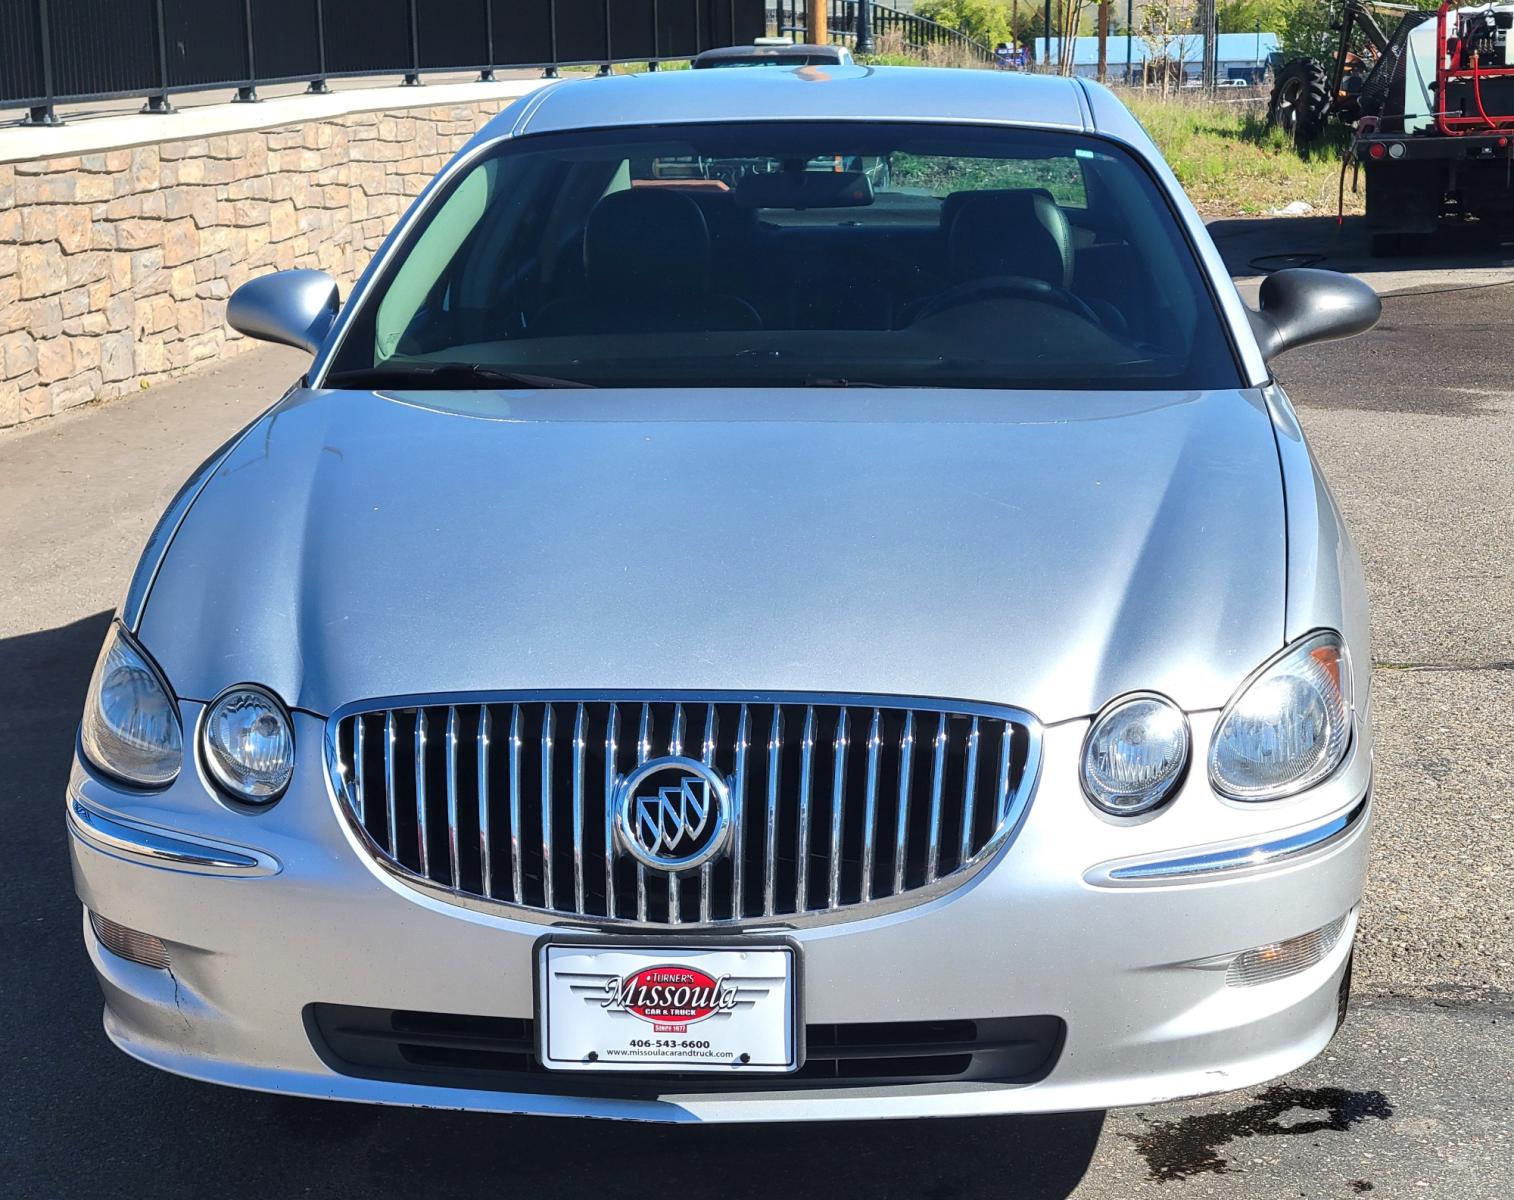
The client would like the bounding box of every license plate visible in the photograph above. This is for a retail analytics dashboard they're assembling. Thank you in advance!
[536,942,799,1073]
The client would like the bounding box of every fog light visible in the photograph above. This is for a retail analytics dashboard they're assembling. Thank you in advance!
[1227,913,1347,987]
[89,911,170,970]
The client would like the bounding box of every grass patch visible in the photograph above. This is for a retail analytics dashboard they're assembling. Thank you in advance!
[602,60,692,74]
[1122,91,1361,217]
[858,29,990,69]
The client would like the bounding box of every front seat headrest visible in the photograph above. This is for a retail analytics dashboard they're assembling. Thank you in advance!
[584,189,711,291]
[946,189,1075,290]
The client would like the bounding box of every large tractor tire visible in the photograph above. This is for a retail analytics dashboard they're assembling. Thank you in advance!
[1268,58,1332,143]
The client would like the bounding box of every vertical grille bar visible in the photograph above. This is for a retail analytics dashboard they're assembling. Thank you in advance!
[860,707,882,903]
[763,707,783,917]
[828,707,849,910]
[959,716,981,865]
[414,709,430,879]
[796,705,816,912]
[670,703,685,756]
[540,704,556,911]
[508,704,524,905]
[730,703,750,920]
[995,723,1014,824]
[478,705,493,899]
[383,711,398,853]
[445,706,461,890]
[892,711,915,895]
[699,704,719,922]
[668,703,685,926]
[572,703,587,914]
[926,712,947,883]
[603,703,619,919]
[352,716,366,825]
[635,703,651,922]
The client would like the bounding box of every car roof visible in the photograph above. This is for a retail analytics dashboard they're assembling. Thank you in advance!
[487,65,1144,142]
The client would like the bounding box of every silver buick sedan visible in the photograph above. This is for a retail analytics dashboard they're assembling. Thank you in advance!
[69,65,1380,1122]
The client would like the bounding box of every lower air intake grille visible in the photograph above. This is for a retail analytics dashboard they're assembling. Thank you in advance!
[328,696,1040,927]
[306,1004,1065,1094]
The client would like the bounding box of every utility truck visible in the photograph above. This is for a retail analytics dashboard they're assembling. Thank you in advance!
[1269,0,1514,253]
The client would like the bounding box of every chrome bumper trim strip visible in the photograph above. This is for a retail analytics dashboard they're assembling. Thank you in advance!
[1084,797,1369,887]
[68,798,281,877]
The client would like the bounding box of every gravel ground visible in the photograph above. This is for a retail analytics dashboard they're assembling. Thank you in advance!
[1273,282,1514,1005]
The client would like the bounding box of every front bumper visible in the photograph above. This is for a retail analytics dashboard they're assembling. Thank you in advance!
[70,708,1371,1122]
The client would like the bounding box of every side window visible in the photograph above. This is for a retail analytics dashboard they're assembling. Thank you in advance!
[374,160,496,360]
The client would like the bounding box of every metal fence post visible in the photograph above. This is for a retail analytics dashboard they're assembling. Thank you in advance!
[142,0,175,113]
[403,0,423,85]
[597,0,612,73]
[648,0,660,69]
[855,0,873,53]
[21,0,62,126]
[1125,0,1133,84]
[544,0,560,77]
[309,0,331,92]
[234,0,259,101]
[480,0,497,80]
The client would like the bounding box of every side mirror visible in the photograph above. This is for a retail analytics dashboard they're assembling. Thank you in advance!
[227,269,340,355]
[1248,267,1380,363]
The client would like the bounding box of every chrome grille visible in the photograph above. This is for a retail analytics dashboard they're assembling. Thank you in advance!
[328,695,1040,927]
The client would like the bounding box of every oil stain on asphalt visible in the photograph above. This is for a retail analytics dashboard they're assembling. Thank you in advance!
[1124,1085,1395,1182]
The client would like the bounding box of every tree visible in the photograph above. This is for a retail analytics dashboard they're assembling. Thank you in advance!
[1138,0,1198,90]
[1217,0,1287,34]
[1054,0,1097,71]
[1277,0,1339,59]
[917,0,1017,45]
[1009,5,1045,46]
[1276,0,1439,62]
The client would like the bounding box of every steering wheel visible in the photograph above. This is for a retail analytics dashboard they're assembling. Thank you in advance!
[908,275,1101,327]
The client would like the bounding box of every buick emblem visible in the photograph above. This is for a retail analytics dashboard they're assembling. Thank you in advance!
[614,756,732,872]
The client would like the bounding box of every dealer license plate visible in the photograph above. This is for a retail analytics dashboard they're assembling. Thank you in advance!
[537,943,799,1073]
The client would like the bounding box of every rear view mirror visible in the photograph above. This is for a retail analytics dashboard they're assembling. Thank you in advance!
[1248,267,1380,363]
[227,269,340,355]
[735,170,874,209]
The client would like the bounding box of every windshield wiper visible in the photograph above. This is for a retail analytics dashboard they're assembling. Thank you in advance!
[323,363,595,390]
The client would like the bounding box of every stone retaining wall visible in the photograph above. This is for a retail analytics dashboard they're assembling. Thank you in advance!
[0,100,508,429]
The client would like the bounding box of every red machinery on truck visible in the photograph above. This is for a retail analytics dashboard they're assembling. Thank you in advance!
[1269,0,1514,253]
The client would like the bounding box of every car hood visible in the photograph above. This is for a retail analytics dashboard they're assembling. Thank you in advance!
[140,387,1286,723]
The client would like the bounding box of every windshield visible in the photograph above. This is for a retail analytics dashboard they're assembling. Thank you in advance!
[326,122,1242,390]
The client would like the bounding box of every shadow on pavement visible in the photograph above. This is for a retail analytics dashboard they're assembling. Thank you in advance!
[0,609,1105,1200]
[1208,213,1514,279]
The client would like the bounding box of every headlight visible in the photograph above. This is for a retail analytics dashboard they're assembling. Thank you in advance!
[1209,630,1351,802]
[1081,693,1190,816]
[80,623,183,788]
[201,686,295,804]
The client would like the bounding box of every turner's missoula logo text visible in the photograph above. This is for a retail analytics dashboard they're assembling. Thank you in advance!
[600,965,739,1032]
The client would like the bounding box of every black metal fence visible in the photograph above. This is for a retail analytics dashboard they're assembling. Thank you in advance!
[769,1,993,63]
[2,0,767,124]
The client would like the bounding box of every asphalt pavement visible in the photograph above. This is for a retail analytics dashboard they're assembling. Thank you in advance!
[1,215,1510,1198]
